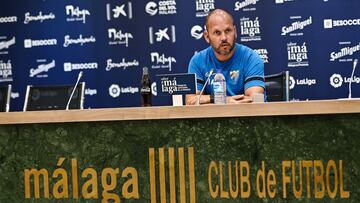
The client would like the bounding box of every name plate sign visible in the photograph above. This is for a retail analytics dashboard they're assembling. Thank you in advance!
[155,73,196,96]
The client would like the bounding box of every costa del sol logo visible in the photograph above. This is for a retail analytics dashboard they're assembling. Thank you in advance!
[150,52,176,71]
[106,58,139,71]
[234,0,259,12]
[108,28,133,47]
[240,17,261,42]
[63,34,96,47]
[282,16,312,36]
[254,49,269,63]
[0,16,17,23]
[64,62,98,72]
[0,60,13,82]
[146,1,177,16]
[24,11,55,24]
[330,42,360,62]
[29,59,55,78]
[106,2,133,20]
[324,18,360,29]
[65,5,90,24]
[191,25,204,40]
[287,42,309,67]
[24,38,57,48]
[195,0,215,17]
[0,36,15,54]
[149,25,176,44]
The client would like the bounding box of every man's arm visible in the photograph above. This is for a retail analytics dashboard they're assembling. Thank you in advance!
[185,91,211,105]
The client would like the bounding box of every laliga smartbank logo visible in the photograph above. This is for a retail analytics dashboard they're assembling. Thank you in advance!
[109,84,139,98]
[0,60,13,82]
[0,15,17,23]
[234,0,259,12]
[330,73,360,88]
[282,16,312,36]
[195,0,215,17]
[64,62,98,72]
[24,38,57,48]
[240,17,261,42]
[29,59,55,78]
[65,5,90,24]
[85,88,97,96]
[324,18,360,29]
[330,42,360,62]
[108,28,133,47]
[287,42,309,67]
[106,2,133,20]
[289,76,316,89]
[149,25,176,44]
[191,25,204,40]
[24,11,55,24]
[150,52,176,72]
[146,1,177,16]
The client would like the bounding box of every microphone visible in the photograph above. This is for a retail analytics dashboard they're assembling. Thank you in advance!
[196,69,214,105]
[66,71,83,110]
[348,59,358,99]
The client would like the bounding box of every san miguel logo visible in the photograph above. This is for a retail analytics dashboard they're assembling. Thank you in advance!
[0,36,15,54]
[330,42,360,62]
[23,147,351,201]
[29,59,55,78]
[234,0,259,11]
[281,16,312,36]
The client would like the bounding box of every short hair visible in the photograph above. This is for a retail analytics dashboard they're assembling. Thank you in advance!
[205,9,235,31]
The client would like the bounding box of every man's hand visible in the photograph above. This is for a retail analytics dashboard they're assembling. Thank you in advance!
[227,95,252,103]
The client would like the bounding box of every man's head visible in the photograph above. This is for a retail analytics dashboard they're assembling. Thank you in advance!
[204,9,237,61]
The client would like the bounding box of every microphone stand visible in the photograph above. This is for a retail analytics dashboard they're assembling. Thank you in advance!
[66,71,83,110]
[348,59,358,99]
[196,69,213,105]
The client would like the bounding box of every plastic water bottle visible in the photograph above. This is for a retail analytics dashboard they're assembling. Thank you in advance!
[213,69,226,104]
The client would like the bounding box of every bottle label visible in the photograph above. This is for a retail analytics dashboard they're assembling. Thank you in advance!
[141,87,151,93]
[213,81,224,93]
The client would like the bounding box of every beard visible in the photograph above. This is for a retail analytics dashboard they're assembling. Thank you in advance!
[211,40,235,56]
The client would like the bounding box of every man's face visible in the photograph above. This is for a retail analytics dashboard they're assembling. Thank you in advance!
[204,14,237,58]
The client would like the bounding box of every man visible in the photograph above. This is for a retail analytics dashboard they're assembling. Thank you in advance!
[186,9,265,105]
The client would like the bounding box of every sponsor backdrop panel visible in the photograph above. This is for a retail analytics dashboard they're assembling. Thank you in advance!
[0,0,359,110]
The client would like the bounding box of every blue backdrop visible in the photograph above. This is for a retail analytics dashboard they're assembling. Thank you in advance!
[1,0,359,111]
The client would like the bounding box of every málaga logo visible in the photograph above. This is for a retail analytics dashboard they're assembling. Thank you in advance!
[240,17,261,42]
[146,1,177,16]
[65,5,90,24]
[106,2,133,20]
[234,0,259,12]
[150,52,176,72]
[281,16,312,36]
[287,42,309,67]
[108,28,133,47]
[0,60,13,82]
[195,0,215,17]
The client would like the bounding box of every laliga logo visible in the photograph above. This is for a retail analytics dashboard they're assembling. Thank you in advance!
[289,76,295,89]
[109,84,121,98]
[29,60,56,78]
[146,2,158,16]
[191,25,204,40]
[330,74,343,88]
